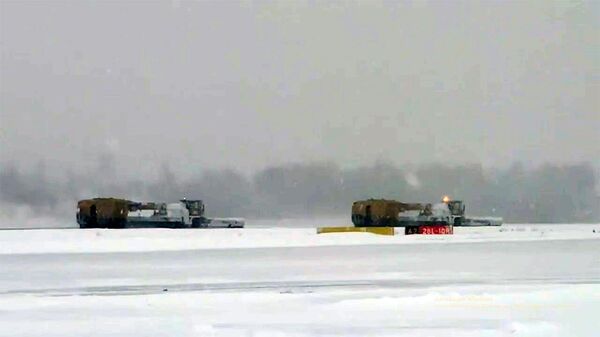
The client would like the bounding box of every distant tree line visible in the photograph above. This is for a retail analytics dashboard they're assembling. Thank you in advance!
[1,161,598,224]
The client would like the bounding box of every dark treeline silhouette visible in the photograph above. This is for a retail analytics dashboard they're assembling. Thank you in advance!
[1,161,598,224]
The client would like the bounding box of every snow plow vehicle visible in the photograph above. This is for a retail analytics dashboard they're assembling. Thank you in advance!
[351,197,502,235]
[77,198,244,229]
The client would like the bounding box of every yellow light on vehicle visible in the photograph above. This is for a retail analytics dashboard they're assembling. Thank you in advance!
[442,196,450,203]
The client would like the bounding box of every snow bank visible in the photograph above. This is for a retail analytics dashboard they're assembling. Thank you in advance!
[0,224,598,255]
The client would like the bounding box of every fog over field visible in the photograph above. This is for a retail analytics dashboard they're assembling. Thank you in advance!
[1,1,599,225]
[1,160,599,227]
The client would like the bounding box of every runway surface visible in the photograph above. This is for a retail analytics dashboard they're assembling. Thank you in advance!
[0,225,598,336]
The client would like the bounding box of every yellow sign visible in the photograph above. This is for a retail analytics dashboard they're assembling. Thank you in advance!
[317,226,395,236]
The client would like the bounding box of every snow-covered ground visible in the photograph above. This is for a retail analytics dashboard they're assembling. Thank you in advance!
[0,223,598,255]
[0,223,599,336]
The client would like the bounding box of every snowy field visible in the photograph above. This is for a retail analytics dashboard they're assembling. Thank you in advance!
[0,223,599,337]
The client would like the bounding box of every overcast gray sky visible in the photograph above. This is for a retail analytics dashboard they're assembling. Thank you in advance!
[1,1,598,177]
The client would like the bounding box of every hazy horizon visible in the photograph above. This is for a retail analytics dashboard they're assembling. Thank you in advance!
[2,1,598,178]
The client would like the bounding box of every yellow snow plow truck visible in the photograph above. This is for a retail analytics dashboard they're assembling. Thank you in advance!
[77,197,244,229]
[351,197,502,228]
